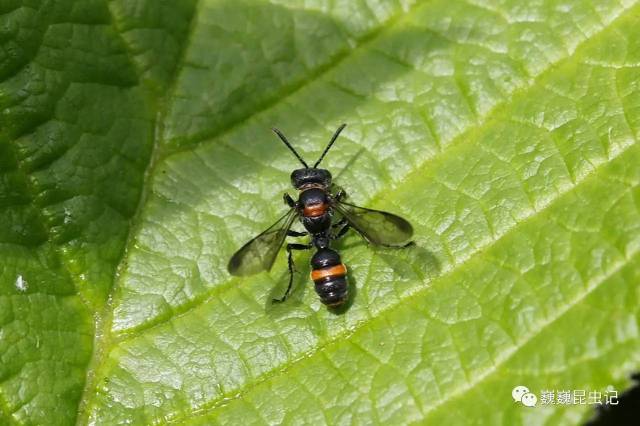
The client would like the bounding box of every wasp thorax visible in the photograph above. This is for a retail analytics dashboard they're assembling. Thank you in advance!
[291,168,332,189]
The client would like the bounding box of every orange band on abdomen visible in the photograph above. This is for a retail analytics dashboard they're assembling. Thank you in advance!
[303,203,327,217]
[311,264,347,281]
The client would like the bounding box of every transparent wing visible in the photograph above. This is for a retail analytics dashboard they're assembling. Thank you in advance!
[228,208,297,276]
[333,200,413,246]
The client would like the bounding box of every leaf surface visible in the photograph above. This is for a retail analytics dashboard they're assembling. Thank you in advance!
[1,0,639,425]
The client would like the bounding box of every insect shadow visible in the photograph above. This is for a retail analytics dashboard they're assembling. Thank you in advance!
[335,238,441,297]
[266,257,310,308]
[332,147,366,183]
[373,242,441,284]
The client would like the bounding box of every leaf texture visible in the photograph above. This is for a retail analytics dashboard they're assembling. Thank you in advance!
[1,0,639,425]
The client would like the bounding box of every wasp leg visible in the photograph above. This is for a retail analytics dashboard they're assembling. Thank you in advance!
[332,222,350,240]
[330,218,349,240]
[334,188,348,202]
[273,243,311,303]
[331,218,347,229]
[287,230,307,237]
[283,193,296,207]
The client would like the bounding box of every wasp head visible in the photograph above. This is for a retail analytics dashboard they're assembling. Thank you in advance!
[291,168,332,190]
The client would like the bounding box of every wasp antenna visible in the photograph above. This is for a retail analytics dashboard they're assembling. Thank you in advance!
[313,123,346,168]
[271,127,309,168]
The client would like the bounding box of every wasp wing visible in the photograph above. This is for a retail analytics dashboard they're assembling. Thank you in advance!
[333,200,413,246]
[228,208,297,276]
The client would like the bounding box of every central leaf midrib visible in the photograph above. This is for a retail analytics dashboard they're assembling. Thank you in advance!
[75,0,205,422]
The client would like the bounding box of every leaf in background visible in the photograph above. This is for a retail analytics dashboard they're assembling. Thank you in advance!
[1,0,639,425]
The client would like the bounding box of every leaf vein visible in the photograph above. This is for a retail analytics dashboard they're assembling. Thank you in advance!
[417,248,640,421]
[165,132,639,425]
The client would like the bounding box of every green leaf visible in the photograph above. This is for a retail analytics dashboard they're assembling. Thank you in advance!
[1,0,639,424]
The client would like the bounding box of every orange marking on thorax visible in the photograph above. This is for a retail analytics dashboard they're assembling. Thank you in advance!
[303,203,327,217]
[311,264,347,281]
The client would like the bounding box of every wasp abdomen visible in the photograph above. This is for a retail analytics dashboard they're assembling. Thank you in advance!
[314,275,348,306]
[310,248,349,306]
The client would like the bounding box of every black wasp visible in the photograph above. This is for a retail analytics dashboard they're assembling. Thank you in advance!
[228,124,413,307]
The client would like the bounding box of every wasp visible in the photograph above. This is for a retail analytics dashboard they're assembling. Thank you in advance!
[227,124,413,307]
